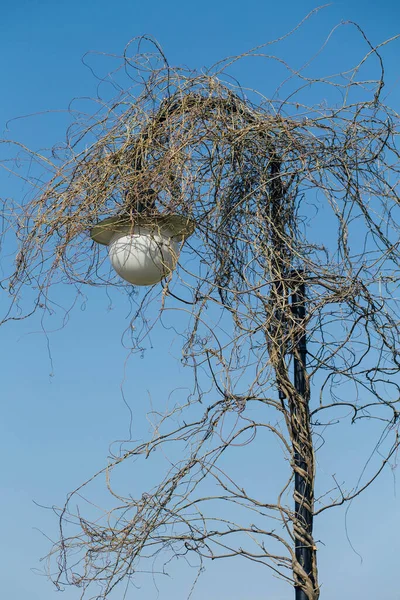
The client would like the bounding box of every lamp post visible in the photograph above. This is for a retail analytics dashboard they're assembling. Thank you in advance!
[269,156,313,599]
[89,100,315,599]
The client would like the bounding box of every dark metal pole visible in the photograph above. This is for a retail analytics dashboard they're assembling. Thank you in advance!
[292,279,314,600]
[269,156,315,599]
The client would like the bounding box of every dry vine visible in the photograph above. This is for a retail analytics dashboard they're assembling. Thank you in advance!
[1,11,400,600]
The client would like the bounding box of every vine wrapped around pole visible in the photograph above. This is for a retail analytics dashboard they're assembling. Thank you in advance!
[1,16,400,600]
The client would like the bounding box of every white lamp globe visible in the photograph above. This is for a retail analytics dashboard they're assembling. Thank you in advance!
[90,214,195,287]
[108,227,180,286]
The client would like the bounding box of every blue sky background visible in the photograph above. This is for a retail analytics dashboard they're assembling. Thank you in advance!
[1,1,400,599]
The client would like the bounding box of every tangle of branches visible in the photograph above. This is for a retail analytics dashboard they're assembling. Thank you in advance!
[1,11,400,600]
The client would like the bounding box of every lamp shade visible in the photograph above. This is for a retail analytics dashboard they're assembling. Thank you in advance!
[90,213,195,286]
[108,227,180,286]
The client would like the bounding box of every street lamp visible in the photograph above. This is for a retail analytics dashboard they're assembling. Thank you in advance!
[89,118,313,600]
[90,213,195,286]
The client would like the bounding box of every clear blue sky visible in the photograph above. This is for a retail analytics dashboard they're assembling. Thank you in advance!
[1,2,399,599]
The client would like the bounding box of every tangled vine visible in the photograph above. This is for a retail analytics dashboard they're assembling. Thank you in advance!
[1,12,400,600]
